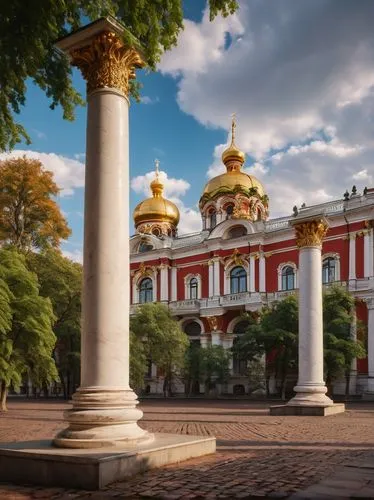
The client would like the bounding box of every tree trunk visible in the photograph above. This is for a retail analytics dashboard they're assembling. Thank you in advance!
[0,381,8,411]
[345,371,350,399]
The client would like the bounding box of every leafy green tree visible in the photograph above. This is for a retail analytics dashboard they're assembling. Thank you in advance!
[129,330,148,393]
[26,249,82,398]
[232,312,275,396]
[0,1,238,151]
[323,286,366,396]
[0,248,58,410]
[260,296,298,400]
[200,345,230,396]
[0,157,71,251]
[130,302,189,396]
[183,342,202,396]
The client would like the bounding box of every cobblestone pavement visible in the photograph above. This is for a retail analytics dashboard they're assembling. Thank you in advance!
[1,399,374,499]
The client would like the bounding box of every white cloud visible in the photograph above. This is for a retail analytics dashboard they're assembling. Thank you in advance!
[131,170,190,199]
[140,96,160,105]
[0,150,85,196]
[62,248,83,264]
[159,0,374,217]
[32,129,47,140]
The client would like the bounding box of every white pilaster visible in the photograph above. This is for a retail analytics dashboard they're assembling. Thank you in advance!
[259,254,266,292]
[208,261,214,297]
[160,265,169,302]
[171,266,177,302]
[364,229,373,278]
[349,234,356,280]
[367,300,374,393]
[249,255,256,292]
[213,258,220,296]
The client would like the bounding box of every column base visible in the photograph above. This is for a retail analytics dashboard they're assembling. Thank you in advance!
[269,384,345,416]
[0,434,216,490]
[270,403,345,416]
[54,387,152,449]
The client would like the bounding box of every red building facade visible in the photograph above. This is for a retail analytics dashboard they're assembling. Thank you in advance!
[130,124,374,395]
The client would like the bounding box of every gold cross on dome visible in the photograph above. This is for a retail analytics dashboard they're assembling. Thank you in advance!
[154,158,160,178]
[231,112,237,144]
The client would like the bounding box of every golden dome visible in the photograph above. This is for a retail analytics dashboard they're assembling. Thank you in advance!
[133,161,180,228]
[201,116,265,201]
[202,170,265,198]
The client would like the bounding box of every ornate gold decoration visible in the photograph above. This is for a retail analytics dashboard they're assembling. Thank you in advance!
[294,219,328,248]
[70,31,144,96]
[207,316,219,332]
[364,220,373,229]
[137,262,157,277]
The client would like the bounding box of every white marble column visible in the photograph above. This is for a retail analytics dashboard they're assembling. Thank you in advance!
[349,234,356,280]
[364,229,373,278]
[160,264,169,302]
[289,218,333,406]
[259,253,266,293]
[213,258,221,296]
[366,299,374,394]
[54,28,150,447]
[171,266,177,302]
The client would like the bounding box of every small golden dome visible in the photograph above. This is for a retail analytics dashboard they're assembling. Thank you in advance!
[202,171,265,199]
[133,161,180,228]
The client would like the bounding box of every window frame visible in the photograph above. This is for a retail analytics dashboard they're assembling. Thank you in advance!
[139,277,153,304]
[230,266,247,294]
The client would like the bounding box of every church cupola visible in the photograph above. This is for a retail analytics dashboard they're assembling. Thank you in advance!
[199,115,269,230]
[133,160,180,237]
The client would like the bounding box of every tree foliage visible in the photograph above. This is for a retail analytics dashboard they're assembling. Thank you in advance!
[0,248,58,410]
[199,345,230,395]
[0,157,71,251]
[130,302,189,395]
[27,249,82,398]
[323,286,366,395]
[0,1,239,151]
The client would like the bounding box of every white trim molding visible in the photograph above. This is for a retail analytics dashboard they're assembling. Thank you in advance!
[277,261,298,291]
[322,252,341,282]
[224,259,250,295]
[132,266,158,304]
[184,273,202,300]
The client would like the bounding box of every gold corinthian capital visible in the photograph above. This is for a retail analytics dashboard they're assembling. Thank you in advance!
[294,219,328,248]
[70,31,144,96]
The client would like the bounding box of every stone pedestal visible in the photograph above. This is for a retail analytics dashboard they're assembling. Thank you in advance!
[270,218,345,416]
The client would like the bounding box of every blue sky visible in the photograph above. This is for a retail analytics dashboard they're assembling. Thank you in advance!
[2,0,374,262]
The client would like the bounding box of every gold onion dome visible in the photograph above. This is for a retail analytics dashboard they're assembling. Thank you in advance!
[202,115,265,200]
[133,160,180,227]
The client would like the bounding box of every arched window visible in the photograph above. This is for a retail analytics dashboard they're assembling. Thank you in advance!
[281,266,295,291]
[233,320,250,335]
[184,321,202,337]
[230,266,247,294]
[189,277,198,299]
[228,225,247,238]
[139,278,153,303]
[209,210,217,229]
[226,204,234,219]
[322,257,336,284]
[139,241,153,253]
